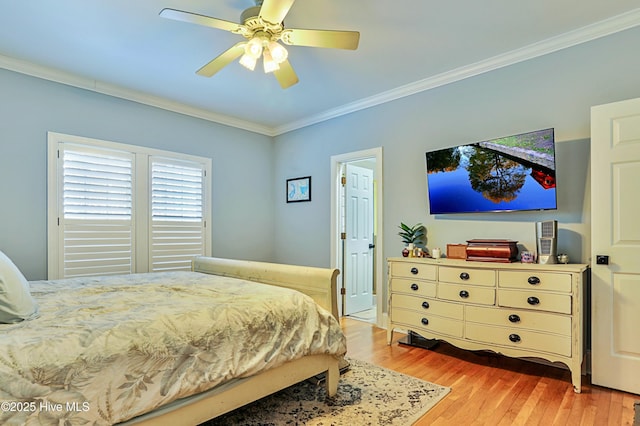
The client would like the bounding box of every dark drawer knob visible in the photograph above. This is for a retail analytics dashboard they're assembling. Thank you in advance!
[459,290,469,298]
[527,296,540,305]
[459,272,470,280]
[421,301,430,309]
[527,276,541,285]
[410,283,419,291]
[508,314,521,323]
[509,333,521,343]
[410,267,419,275]
[421,317,429,325]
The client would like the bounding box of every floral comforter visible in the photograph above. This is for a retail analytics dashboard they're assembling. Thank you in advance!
[0,271,347,425]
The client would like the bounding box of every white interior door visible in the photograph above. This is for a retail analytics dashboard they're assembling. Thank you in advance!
[344,163,374,315]
[591,97,640,394]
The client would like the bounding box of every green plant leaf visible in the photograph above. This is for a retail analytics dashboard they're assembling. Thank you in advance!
[397,222,426,244]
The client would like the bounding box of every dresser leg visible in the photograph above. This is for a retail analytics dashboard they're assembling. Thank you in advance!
[571,368,582,393]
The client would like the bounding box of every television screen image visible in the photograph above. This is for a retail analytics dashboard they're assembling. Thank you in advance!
[425,128,557,214]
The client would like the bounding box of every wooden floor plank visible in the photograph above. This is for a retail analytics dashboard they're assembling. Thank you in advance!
[341,318,638,425]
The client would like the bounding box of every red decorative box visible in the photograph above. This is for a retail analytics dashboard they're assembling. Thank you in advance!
[465,239,518,263]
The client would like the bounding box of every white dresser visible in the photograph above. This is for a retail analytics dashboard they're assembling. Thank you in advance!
[387,257,589,392]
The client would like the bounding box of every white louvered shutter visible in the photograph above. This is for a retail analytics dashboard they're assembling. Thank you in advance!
[60,146,134,278]
[149,157,206,271]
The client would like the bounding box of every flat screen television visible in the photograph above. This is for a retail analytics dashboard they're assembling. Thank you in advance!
[425,128,557,214]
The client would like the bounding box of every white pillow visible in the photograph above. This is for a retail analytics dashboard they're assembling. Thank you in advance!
[0,251,39,323]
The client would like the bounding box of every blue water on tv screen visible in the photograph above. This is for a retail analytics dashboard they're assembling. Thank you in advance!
[425,128,557,214]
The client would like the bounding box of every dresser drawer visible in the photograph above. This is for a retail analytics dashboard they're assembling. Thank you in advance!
[390,278,436,297]
[499,270,572,293]
[392,294,463,320]
[465,323,571,357]
[498,289,571,314]
[390,262,437,281]
[466,305,571,336]
[392,308,464,338]
[439,266,496,287]
[438,283,495,305]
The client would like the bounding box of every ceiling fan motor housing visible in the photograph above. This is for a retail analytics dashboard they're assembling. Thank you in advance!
[240,6,261,25]
[240,4,286,42]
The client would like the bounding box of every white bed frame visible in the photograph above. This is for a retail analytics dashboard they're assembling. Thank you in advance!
[122,256,341,426]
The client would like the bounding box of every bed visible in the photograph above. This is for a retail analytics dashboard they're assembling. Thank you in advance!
[0,256,346,425]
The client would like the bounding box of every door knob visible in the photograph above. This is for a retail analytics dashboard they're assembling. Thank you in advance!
[596,255,609,265]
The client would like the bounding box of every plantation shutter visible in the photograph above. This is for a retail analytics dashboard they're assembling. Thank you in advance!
[149,157,206,271]
[60,146,134,278]
[49,133,212,279]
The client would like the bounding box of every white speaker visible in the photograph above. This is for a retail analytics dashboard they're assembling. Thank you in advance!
[536,220,557,264]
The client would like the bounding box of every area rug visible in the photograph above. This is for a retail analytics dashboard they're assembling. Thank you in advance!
[204,358,450,426]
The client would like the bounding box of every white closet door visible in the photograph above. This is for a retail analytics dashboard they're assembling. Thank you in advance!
[591,97,640,394]
[344,163,374,315]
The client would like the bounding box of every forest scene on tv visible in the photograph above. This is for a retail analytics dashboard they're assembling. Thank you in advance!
[425,129,557,214]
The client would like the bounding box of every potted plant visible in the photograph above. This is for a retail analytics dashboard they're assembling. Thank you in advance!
[398,222,426,257]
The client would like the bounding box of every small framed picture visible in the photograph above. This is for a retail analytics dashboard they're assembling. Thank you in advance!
[286,176,311,203]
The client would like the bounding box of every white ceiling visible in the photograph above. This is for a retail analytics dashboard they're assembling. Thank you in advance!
[1,1,639,136]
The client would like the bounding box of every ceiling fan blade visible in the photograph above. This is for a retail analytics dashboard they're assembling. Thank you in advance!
[273,60,299,89]
[196,42,246,77]
[282,28,360,50]
[160,8,241,33]
[259,0,296,24]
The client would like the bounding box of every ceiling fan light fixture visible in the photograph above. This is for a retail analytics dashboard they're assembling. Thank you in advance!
[262,49,280,73]
[267,40,288,64]
[244,36,263,59]
[239,52,258,71]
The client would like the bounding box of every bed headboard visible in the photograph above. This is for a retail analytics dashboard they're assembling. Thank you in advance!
[192,257,340,320]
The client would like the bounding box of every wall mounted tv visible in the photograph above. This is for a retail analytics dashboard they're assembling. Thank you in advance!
[425,128,557,214]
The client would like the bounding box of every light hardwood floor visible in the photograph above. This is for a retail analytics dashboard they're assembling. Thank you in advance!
[341,317,638,425]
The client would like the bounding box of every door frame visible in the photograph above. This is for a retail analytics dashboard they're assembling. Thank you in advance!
[330,147,384,327]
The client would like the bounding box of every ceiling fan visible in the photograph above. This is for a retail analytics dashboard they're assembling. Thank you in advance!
[159,0,360,89]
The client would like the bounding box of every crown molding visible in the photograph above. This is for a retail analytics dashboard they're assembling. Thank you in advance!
[273,7,640,136]
[0,54,274,136]
[2,8,639,138]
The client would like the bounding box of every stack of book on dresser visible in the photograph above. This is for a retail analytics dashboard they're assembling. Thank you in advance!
[465,239,518,263]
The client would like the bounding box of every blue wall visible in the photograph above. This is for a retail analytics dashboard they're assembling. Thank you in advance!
[272,26,640,274]
[0,69,275,280]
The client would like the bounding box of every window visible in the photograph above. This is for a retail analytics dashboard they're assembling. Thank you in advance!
[149,158,206,272]
[47,132,211,279]
[58,146,134,277]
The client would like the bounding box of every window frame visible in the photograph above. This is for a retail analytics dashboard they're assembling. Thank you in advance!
[47,132,212,279]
